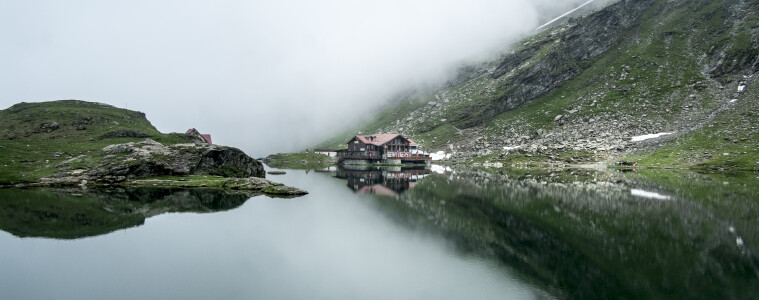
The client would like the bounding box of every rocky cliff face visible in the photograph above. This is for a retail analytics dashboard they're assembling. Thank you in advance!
[474,0,658,128]
[44,139,266,185]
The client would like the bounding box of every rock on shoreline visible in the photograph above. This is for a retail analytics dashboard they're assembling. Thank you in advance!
[43,138,265,185]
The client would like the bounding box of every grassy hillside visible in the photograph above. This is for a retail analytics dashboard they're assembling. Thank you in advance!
[318,0,759,171]
[0,100,197,184]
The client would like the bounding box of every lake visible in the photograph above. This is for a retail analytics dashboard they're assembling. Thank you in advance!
[1,166,757,299]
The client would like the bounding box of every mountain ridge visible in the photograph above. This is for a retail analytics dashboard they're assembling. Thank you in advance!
[318,0,759,171]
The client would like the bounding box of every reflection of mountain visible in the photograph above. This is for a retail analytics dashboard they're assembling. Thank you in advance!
[368,169,759,299]
[336,167,431,197]
[0,187,254,240]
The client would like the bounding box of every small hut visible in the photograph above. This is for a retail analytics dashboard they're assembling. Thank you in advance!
[185,128,212,144]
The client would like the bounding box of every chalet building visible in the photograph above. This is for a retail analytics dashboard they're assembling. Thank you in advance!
[337,134,430,166]
[185,128,212,144]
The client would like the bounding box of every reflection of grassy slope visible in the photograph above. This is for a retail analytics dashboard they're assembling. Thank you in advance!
[0,188,250,239]
[0,189,144,239]
[264,153,335,170]
[369,170,759,299]
[0,100,197,184]
[628,169,759,244]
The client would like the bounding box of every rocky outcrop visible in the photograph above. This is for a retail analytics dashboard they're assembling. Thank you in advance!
[470,0,658,128]
[223,177,308,196]
[97,130,151,140]
[125,176,308,196]
[46,138,265,184]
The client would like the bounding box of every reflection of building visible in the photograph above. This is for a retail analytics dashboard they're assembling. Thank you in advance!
[336,134,431,166]
[336,167,431,197]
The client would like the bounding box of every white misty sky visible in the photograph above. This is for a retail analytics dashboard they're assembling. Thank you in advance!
[0,0,592,156]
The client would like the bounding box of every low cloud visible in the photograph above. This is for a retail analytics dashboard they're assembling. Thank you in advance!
[1,0,601,156]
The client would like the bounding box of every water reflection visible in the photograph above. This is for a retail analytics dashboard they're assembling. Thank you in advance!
[1,167,757,299]
[0,187,254,239]
[354,168,759,299]
[0,170,545,300]
[335,166,431,196]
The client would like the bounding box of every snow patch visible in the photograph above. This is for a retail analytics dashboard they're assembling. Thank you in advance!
[503,145,522,151]
[631,189,672,200]
[630,132,673,142]
[430,151,451,161]
[730,99,738,103]
[537,0,598,30]
[431,164,453,174]
[738,84,746,93]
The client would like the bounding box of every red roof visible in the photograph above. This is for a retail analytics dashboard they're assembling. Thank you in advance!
[186,128,212,144]
[353,134,417,146]
[201,134,212,144]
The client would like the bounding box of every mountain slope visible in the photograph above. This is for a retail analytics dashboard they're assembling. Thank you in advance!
[320,0,759,171]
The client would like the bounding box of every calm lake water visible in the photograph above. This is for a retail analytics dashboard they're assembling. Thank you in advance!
[1,166,757,299]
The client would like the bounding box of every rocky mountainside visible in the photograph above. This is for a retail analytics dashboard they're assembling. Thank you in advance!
[320,0,759,171]
[0,100,265,186]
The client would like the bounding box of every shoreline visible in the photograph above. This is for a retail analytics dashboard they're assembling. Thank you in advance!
[0,175,308,196]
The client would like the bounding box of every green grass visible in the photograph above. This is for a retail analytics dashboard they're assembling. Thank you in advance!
[0,100,201,184]
[627,116,759,172]
[471,149,598,167]
[264,152,335,170]
[124,174,230,187]
[412,124,463,150]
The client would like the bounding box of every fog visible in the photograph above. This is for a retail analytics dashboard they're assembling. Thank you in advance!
[1,0,599,156]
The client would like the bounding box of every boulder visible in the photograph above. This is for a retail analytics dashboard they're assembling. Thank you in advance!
[38,121,59,133]
[82,139,265,183]
[97,130,151,140]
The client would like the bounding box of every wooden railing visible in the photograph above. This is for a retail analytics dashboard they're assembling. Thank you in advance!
[338,151,431,160]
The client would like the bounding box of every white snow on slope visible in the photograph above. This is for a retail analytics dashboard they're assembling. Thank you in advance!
[430,151,452,161]
[537,0,598,30]
[631,132,673,142]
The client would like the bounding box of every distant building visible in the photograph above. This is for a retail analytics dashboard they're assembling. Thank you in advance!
[185,128,212,144]
[337,134,430,166]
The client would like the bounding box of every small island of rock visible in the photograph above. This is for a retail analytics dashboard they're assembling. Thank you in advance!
[0,100,306,196]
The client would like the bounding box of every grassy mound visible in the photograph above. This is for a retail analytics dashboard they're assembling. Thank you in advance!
[0,100,198,184]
